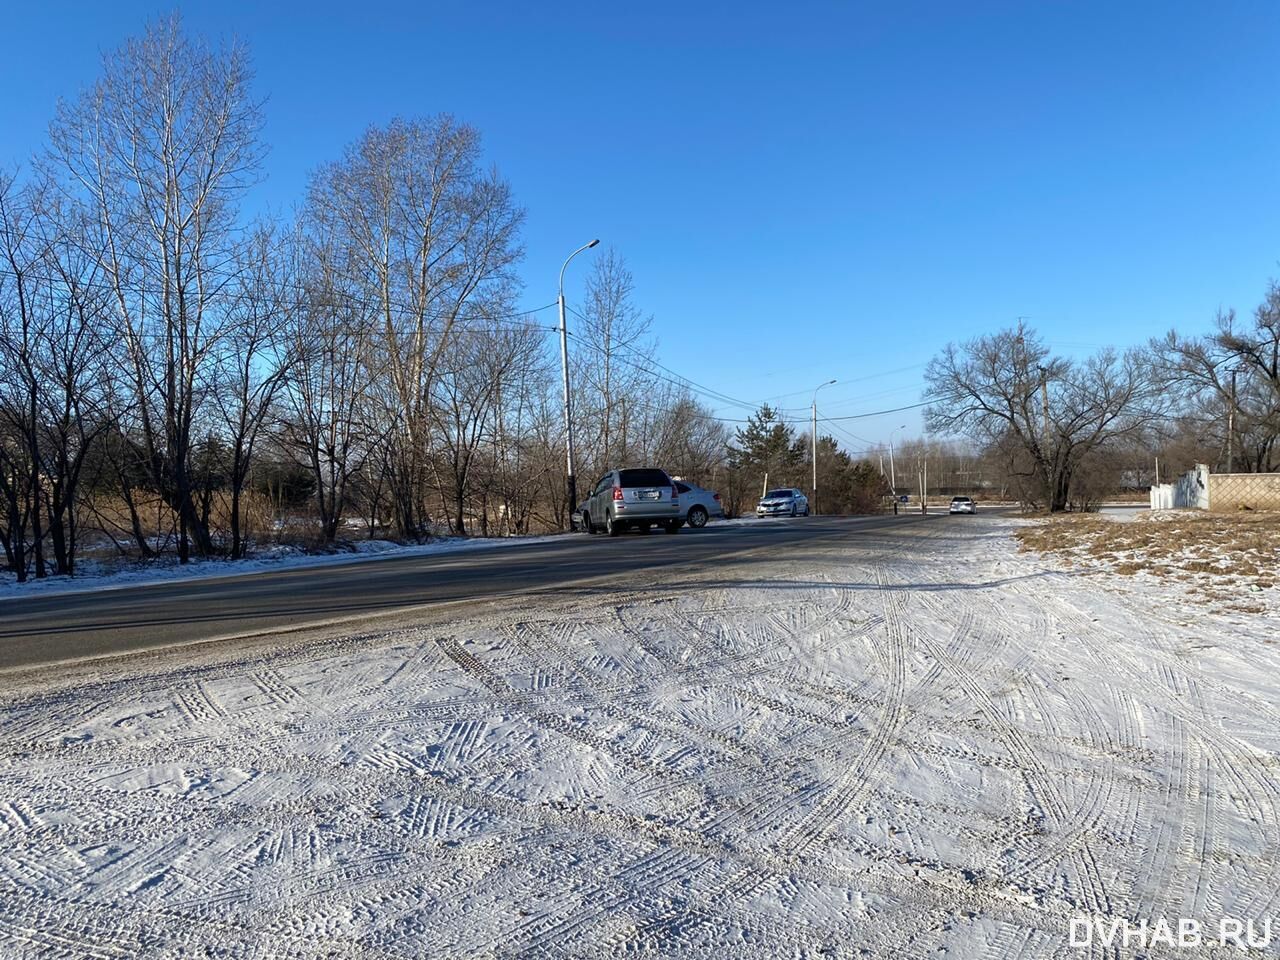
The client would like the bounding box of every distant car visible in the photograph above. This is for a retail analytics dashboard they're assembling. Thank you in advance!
[675,480,725,529]
[949,496,976,515]
[580,468,682,536]
[756,488,809,518]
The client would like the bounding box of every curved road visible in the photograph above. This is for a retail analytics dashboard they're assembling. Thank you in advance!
[2,514,939,670]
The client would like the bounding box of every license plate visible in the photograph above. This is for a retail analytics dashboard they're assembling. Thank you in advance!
[639,490,659,500]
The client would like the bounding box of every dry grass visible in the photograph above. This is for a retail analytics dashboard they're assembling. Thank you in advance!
[1015,510,1280,611]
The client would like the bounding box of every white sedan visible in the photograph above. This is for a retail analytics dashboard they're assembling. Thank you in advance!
[675,480,725,529]
[756,488,809,518]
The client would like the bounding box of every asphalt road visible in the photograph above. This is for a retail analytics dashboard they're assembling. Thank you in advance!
[1,514,943,670]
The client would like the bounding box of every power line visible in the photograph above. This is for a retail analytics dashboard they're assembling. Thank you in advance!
[562,329,750,417]
[762,362,929,405]
[563,304,762,413]
[818,415,879,448]
[563,330,951,427]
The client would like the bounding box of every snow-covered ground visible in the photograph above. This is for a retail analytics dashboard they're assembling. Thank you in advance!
[1,516,1278,957]
[1017,509,1280,618]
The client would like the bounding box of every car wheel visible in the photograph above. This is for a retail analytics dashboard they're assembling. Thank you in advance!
[687,506,708,528]
[582,511,593,534]
[802,505,810,516]
[606,513,621,537]
[664,521,680,534]
[790,504,797,517]
[640,523,652,534]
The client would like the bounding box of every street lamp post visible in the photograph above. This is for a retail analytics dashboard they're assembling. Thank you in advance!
[888,423,907,497]
[558,239,599,528]
[811,379,836,515]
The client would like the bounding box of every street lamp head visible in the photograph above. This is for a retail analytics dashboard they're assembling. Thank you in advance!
[812,378,837,401]
[560,239,601,293]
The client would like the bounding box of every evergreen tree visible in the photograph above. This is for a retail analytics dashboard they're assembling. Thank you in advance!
[725,405,805,509]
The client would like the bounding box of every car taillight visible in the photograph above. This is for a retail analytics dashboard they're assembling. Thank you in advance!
[671,486,679,501]
[713,492,720,501]
[612,486,624,501]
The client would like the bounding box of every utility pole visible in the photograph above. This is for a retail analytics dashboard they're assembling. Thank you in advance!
[1038,365,1050,444]
[812,404,817,512]
[1014,323,1031,415]
[557,239,599,528]
[1227,366,1239,472]
[811,379,836,515]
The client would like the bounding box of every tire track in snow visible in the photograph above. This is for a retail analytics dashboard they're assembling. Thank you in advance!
[598,567,915,955]
[1037,589,1280,929]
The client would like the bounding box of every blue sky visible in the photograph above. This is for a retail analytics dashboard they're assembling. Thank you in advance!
[3,2,1278,449]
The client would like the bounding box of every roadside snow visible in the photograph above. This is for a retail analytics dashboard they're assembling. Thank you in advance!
[0,517,791,601]
[1,516,1278,957]
[0,532,573,601]
[1016,510,1280,616]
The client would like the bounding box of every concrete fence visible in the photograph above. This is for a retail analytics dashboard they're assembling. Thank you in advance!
[1150,463,1210,510]
[1150,463,1280,511]
[1209,472,1280,512]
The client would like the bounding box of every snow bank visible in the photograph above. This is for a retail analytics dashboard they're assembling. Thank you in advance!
[0,532,572,600]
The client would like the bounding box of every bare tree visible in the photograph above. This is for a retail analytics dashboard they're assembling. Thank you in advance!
[430,314,544,534]
[213,224,296,558]
[925,323,1162,511]
[1154,290,1280,473]
[282,245,376,544]
[305,116,524,539]
[29,191,114,574]
[485,343,553,535]
[0,173,46,579]
[574,249,656,472]
[643,393,729,482]
[46,15,264,562]
[0,173,116,577]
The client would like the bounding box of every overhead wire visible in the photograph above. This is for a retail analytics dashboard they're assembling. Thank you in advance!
[562,326,953,427]
[563,304,762,413]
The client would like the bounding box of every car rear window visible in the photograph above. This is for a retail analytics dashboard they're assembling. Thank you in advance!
[765,490,792,499]
[952,497,971,502]
[618,469,671,488]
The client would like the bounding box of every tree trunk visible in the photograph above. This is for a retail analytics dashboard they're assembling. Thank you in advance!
[1049,464,1072,512]
[49,479,69,575]
[454,483,466,537]
[230,489,243,559]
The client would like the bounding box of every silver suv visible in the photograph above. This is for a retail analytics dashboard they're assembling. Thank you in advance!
[580,468,682,536]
